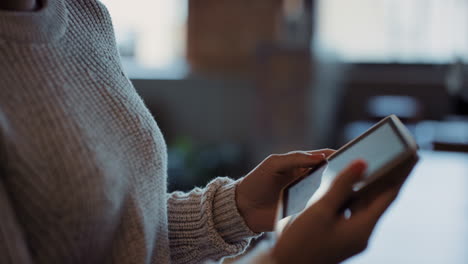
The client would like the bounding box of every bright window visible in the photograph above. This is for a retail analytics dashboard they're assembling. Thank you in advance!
[315,0,468,63]
[100,0,188,79]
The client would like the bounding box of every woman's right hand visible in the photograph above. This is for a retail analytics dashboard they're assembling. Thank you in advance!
[270,159,411,264]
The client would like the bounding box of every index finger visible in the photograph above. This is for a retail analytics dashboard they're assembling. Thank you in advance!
[318,160,367,210]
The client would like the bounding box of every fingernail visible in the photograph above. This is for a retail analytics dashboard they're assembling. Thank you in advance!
[353,160,367,172]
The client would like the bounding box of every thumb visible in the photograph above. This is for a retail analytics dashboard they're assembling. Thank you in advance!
[267,151,327,172]
[318,160,367,210]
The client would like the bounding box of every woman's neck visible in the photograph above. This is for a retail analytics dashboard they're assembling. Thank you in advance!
[0,0,38,11]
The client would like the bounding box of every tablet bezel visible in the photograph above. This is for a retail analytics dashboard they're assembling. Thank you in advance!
[278,115,418,220]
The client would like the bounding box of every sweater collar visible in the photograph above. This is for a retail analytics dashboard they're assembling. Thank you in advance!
[0,0,67,43]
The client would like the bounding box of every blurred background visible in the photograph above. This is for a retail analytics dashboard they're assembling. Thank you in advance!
[101,0,468,262]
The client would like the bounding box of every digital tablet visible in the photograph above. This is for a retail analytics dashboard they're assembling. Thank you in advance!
[277,115,419,220]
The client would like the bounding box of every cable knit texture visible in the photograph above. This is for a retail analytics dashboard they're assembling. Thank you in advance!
[0,0,259,263]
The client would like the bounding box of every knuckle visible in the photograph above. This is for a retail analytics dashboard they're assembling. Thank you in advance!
[266,154,280,162]
[268,154,280,159]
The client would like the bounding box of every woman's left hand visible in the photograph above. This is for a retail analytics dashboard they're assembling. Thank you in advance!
[236,149,335,233]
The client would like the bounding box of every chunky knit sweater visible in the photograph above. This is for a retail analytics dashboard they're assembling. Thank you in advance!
[0,0,261,263]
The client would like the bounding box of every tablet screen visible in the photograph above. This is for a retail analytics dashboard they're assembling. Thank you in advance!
[285,121,407,217]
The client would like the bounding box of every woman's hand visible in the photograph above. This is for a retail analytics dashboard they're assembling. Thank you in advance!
[270,157,416,264]
[236,149,335,233]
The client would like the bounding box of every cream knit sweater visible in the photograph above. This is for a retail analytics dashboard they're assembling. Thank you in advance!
[0,0,262,263]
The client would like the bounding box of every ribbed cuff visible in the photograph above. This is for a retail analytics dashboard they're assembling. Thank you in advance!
[167,177,262,263]
[212,178,260,244]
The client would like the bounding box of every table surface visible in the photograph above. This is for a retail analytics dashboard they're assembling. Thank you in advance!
[345,151,468,264]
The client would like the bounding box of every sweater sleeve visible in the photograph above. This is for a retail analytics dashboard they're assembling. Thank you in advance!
[167,177,262,264]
